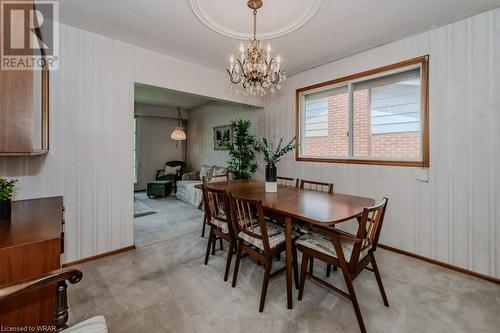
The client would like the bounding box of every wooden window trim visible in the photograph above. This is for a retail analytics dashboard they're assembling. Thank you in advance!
[295,55,430,168]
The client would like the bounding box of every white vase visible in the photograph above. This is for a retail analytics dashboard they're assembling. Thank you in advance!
[265,181,277,193]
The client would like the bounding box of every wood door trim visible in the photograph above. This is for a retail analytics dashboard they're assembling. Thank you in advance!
[379,244,500,285]
[62,245,136,267]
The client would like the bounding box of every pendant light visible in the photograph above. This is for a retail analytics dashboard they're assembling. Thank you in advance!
[171,107,186,141]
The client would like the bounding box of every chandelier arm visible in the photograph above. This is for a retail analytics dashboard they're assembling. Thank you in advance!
[270,70,281,85]
[236,58,244,71]
[263,59,273,77]
[226,69,242,84]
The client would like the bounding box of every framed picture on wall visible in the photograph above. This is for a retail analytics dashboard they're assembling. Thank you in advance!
[213,125,233,150]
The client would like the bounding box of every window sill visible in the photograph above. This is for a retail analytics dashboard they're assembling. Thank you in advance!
[296,156,429,168]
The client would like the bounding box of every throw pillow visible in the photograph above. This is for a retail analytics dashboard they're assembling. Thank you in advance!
[207,174,228,183]
[199,165,213,180]
[211,166,228,176]
[164,165,181,175]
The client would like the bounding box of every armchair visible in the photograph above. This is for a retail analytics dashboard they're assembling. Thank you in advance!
[156,161,186,193]
[0,267,107,332]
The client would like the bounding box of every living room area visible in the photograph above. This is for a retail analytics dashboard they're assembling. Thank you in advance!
[132,84,259,241]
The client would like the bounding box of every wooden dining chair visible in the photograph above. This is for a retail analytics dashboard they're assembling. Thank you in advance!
[277,176,299,188]
[201,185,236,282]
[201,174,230,237]
[296,198,389,333]
[298,179,335,275]
[299,179,334,193]
[228,193,299,312]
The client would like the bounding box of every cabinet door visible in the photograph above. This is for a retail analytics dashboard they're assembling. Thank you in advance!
[0,239,61,327]
[0,69,34,152]
[0,0,48,155]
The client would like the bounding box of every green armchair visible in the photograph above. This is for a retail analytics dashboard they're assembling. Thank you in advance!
[156,161,186,193]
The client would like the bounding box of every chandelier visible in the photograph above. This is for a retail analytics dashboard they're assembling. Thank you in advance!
[226,0,286,96]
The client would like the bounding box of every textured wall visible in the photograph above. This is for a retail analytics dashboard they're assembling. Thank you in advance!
[0,24,262,263]
[258,9,500,278]
[134,116,184,191]
[186,102,258,172]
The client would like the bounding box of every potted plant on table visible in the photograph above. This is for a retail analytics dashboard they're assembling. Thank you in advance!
[254,137,296,193]
[0,178,17,219]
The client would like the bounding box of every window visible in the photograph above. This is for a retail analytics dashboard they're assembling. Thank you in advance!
[296,56,429,167]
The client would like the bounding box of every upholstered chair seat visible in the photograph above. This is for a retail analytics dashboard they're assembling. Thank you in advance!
[211,218,229,234]
[62,316,108,333]
[296,233,371,262]
[237,223,299,250]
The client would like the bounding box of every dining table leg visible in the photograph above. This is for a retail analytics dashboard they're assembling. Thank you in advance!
[284,216,293,309]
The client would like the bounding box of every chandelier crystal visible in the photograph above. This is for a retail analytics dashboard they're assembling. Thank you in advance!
[226,0,286,96]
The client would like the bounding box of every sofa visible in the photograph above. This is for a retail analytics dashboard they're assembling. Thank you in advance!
[176,165,229,207]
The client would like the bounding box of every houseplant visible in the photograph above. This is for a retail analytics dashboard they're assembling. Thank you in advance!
[254,136,296,193]
[0,178,17,219]
[227,119,258,179]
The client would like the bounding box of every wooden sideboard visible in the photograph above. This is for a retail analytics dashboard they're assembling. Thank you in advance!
[0,197,64,327]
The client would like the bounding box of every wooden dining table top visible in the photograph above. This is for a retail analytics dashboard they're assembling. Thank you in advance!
[203,180,375,225]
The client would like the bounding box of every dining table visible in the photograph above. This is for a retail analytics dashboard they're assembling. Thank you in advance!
[203,179,375,309]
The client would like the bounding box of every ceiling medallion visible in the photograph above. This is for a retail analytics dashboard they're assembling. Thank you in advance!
[226,0,285,96]
[189,0,322,40]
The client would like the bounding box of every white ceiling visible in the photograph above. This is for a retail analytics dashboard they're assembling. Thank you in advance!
[58,0,500,75]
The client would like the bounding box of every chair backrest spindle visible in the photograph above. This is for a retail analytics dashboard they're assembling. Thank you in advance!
[346,198,388,271]
[228,194,272,255]
[300,179,334,194]
[277,176,298,188]
[201,185,233,235]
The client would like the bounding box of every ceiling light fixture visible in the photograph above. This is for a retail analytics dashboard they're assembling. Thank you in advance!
[171,107,186,142]
[226,0,286,96]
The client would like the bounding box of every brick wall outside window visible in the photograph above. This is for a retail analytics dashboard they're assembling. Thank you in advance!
[304,93,348,156]
[304,89,421,159]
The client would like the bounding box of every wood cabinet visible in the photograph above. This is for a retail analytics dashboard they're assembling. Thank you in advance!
[0,68,49,156]
[0,0,49,156]
[0,197,64,327]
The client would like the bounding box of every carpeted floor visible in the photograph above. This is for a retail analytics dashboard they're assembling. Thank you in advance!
[133,197,156,218]
[67,193,500,332]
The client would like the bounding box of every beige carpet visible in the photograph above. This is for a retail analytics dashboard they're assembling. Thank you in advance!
[133,199,155,218]
[67,193,500,332]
